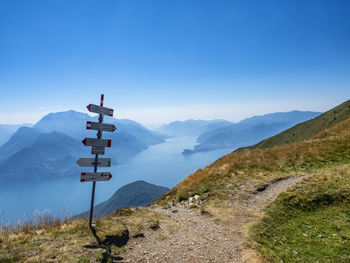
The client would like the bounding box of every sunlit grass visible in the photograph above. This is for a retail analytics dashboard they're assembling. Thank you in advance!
[251,164,350,262]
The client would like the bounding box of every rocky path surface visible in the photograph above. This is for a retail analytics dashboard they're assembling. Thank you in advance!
[121,205,240,263]
[247,175,306,208]
[118,175,306,263]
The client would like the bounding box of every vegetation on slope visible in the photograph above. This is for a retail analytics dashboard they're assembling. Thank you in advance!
[251,164,350,262]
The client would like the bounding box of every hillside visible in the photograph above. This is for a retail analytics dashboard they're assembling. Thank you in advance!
[74,181,169,219]
[183,111,321,154]
[1,103,349,262]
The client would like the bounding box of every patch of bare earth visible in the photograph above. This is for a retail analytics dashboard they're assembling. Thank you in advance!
[117,175,307,263]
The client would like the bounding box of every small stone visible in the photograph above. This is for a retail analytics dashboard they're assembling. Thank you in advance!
[194,195,199,200]
[302,233,309,237]
[319,235,324,238]
[162,205,171,210]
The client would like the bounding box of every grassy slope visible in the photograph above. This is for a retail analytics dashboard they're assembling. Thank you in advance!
[247,118,350,262]
[251,164,350,263]
[244,99,350,150]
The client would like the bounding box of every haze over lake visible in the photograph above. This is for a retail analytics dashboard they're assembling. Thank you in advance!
[0,135,230,224]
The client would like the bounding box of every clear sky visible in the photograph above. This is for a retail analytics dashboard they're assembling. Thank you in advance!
[0,0,349,125]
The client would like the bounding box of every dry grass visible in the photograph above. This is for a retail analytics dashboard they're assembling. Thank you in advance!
[1,210,67,234]
[312,117,350,139]
[0,207,175,262]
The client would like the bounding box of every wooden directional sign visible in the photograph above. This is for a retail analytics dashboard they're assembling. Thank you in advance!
[82,138,111,147]
[86,121,116,132]
[77,158,111,167]
[91,146,105,155]
[80,172,112,182]
[87,104,114,117]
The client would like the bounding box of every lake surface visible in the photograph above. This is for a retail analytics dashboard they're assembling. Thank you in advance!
[0,136,232,225]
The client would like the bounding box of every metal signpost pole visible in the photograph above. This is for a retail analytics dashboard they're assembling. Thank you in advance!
[78,94,114,253]
[89,95,104,229]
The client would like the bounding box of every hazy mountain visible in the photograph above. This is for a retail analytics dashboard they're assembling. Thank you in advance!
[0,131,86,183]
[34,110,97,139]
[74,180,169,219]
[0,111,165,183]
[0,124,32,146]
[114,119,164,146]
[34,110,164,146]
[32,110,164,161]
[183,111,321,154]
[159,119,232,137]
[0,127,42,162]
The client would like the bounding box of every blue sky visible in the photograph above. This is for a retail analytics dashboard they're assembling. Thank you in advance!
[0,0,349,125]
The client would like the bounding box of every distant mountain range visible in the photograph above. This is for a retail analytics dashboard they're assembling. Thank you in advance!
[0,109,324,182]
[0,124,32,146]
[74,180,169,219]
[158,119,232,137]
[0,110,165,183]
[182,111,322,154]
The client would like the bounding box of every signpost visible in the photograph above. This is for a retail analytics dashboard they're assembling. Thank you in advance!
[77,94,116,235]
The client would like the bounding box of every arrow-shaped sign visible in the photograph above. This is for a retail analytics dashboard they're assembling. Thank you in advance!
[77,158,111,167]
[80,172,112,182]
[82,138,111,147]
[87,104,114,117]
[86,121,116,132]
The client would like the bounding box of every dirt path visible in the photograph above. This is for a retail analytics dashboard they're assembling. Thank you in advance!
[247,175,306,208]
[118,175,306,263]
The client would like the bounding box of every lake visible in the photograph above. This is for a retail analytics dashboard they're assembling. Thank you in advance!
[0,136,232,225]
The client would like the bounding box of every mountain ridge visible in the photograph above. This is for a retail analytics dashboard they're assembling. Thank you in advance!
[183,110,321,154]
[0,110,165,183]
